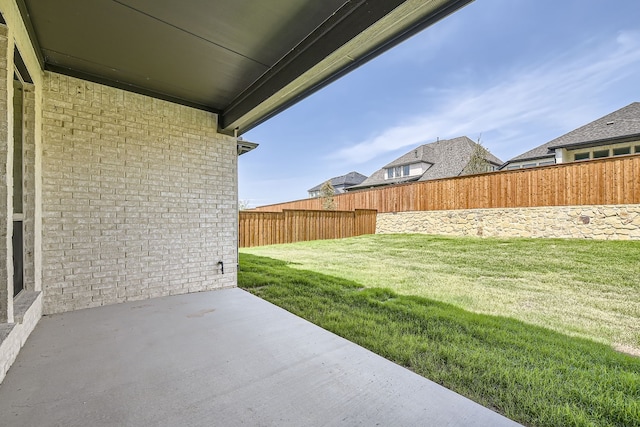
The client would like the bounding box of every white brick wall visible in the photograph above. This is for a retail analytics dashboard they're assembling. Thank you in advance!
[0,25,9,322]
[41,72,237,314]
[0,291,42,384]
[0,6,45,385]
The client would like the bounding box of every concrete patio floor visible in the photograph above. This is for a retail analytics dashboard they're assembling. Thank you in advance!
[0,288,520,426]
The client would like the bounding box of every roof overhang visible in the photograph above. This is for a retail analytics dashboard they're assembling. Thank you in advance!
[237,140,259,156]
[17,0,473,135]
[498,155,552,168]
[548,133,640,151]
[348,175,420,191]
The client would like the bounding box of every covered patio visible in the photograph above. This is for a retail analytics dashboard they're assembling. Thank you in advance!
[0,288,519,426]
[0,0,524,424]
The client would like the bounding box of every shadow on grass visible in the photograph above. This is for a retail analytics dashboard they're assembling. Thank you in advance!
[239,253,640,427]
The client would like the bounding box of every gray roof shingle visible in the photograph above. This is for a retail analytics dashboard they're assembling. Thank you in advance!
[349,136,503,190]
[505,102,640,164]
[308,171,368,192]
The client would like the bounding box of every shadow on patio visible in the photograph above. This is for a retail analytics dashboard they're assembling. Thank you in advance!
[0,288,519,426]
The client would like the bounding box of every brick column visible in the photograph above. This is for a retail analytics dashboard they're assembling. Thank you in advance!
[0,25,11,322]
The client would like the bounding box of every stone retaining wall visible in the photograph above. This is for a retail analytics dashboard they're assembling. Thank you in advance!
[376,205,640,240]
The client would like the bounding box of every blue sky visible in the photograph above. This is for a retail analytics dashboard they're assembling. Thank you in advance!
[240,0,640,207]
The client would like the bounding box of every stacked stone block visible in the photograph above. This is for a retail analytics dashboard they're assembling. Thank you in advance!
[376,204,640,240]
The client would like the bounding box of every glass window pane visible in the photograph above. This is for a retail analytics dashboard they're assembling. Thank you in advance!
[593,149,609,158]
[13,73,23,215]
[13,220,23,297]
[574,152,590,161]
[403,165,410,176]
[613,147,630,156]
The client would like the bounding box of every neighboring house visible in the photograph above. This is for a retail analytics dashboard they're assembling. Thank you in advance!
[348,136,503,191]
[308,172,367,197]
[502,102,640,170]
[0,0,470,384]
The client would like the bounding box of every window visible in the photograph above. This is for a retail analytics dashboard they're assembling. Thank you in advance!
[12,70,24,297]
[593,149,609,159]
[11,46,36,300]
[13,72,23,216]
[507,159,554,169]
[12,222,23,297]
[387,165,412,179]
[385,163,429,179]
[574,152,590,161]
[613,147,631,156]
[635,145,640,154]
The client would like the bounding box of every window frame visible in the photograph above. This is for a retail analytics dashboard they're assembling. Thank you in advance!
[613,147,631,156]
[573,152,590,161]
[592,149,609,159]
[12,64,27,298]
[386,168,394,179]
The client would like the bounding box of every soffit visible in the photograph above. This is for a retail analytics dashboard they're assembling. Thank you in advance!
[19,0,473,135]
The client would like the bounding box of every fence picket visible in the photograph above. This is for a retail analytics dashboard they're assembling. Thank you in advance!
[239,209,377,247]
[255,156,640,213]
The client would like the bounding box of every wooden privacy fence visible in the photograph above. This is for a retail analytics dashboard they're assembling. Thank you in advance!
[254,155,640,213]
[239,209,377,247]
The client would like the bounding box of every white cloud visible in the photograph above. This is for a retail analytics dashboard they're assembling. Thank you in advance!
[331,30,640,164]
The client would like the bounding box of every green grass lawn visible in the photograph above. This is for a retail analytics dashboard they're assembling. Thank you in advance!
[238,251,640,427]
[241,234,640,355]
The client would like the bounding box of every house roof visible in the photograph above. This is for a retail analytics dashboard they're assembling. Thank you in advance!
[349,136,503,190]
[504,102,640,165]
[18,0,473,135]
[308,171,368,192]
[502,143,556,165]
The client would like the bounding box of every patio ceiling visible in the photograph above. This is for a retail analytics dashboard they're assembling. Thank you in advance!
[18,0,472,135]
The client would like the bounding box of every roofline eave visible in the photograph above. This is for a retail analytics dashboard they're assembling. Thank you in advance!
[347,175,420,191]
[219,0,474,135]
[548,133,640,151]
